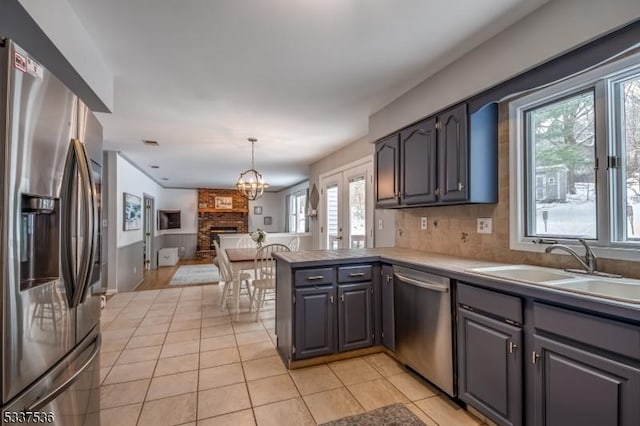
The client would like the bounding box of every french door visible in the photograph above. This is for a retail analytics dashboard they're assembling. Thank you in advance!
[320,160,373,249]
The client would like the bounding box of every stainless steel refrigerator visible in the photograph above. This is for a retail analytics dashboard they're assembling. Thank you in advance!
[0,39,102,425]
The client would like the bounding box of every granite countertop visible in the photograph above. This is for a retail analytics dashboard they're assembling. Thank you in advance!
[275,247,640,320]
[274,247,502,272]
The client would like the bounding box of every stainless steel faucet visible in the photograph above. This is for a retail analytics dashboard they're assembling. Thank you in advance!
[545,239,621,278]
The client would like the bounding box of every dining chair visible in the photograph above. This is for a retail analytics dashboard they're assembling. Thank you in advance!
[251,243,290,321]
[287,236,300,251]
[236,237,255,248]
[213,241,251,309]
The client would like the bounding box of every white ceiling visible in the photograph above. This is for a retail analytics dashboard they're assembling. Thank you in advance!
[68,0,547,190]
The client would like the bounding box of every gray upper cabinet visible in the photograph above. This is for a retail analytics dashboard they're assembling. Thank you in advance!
[381,264,395,351]
[374,102,497,208]
[375,134,400,208]
[400,117,438,205]
[533,334,640,426]
[294,286,336,359]
[338,282,374,352]
[458,307,522,426]
[438,103,468,202]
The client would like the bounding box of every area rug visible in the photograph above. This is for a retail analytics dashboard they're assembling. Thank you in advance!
[169,264,220,285]
[319,403,426,426]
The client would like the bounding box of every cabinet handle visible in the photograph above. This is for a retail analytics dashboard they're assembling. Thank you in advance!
[458,182,464,191]
[340,294,345,302]
[509,341,518,354]
[306,275,325,280]
[386,275,392,283]
[532,351,539,364]
[329,296,334,303]
[435,188,440,197]
[349,272,365,277]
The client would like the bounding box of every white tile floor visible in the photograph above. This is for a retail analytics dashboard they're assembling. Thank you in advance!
[99,285,484,426]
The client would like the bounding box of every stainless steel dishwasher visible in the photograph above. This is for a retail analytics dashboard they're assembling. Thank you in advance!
[393,265,454,396]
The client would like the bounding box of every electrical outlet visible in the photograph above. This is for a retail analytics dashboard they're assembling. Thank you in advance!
[420,217,428,230]
[378,218,383,230]
[477,218,492,234]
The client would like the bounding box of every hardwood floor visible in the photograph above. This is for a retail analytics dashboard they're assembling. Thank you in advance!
[135,259,214,291]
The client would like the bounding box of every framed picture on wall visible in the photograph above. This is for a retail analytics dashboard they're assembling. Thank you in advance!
[215,196,233,209]
[264,216,272,225]
[123,193,142,231]
[253,206,263,215]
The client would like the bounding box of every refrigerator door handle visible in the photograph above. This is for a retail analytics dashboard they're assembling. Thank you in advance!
[27,334,101,411]
[71,139,96,308]
[59,140,79,306]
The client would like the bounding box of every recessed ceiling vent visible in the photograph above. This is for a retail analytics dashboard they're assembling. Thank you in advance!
[142,139,159,147]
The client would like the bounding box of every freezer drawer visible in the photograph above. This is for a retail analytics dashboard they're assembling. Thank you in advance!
[1,331,101,426]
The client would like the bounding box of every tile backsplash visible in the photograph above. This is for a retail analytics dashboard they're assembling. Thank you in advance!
[395,103,640,279]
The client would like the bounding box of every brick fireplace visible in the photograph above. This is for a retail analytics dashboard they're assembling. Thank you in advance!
[197,188,248,259]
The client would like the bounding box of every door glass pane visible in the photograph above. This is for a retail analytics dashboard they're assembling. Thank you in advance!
[296,193,307,233]
[525,91,597,238]
[621,75,640,240]
[326,185,339,249]
[349,177,366,248]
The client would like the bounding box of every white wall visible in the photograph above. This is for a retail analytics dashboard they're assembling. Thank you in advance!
[157,189,198,235]
[18,0,114,110]
[116,155,162,247]
[369,0,640,140]
[249,193,283,233]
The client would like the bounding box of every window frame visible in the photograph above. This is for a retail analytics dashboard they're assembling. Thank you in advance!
[509,51,640,261]
[286,189,309,234]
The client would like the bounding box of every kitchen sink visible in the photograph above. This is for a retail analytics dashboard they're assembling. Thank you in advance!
[467,265,576,283]
[468,265,640,304]
[546,278,640,303]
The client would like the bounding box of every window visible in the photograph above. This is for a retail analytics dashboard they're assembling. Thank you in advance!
[286,189,308,233]
[524,91,597,238]
[510,52,640,259]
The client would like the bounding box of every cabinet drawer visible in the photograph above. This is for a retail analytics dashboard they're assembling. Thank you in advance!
[533,302,640,360]
[338,265,373,283]
[295,268,334,287]
[458,283,522,324]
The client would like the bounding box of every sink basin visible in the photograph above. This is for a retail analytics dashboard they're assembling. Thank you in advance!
[547,279,640,303]
[468,265,576,283]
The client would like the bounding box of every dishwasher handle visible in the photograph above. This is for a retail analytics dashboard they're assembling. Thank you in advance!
[394,272,449,293]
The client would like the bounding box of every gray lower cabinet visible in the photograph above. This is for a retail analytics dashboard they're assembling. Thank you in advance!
[381,264,395,351]
[458,307,522,426]
[533,334,640,426]
[294,286,336,359]
[338,282,373,352]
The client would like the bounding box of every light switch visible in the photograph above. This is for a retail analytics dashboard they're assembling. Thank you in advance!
[420,217,428,230]
[378,218,383,230]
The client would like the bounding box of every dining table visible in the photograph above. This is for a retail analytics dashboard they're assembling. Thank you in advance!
[225,248,259,318]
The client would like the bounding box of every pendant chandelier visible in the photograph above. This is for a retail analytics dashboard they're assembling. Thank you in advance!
[236,137,269,200]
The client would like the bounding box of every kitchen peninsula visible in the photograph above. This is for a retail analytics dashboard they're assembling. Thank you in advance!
[274,247,640,426]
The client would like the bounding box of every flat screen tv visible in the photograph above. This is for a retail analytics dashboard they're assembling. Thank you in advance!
[158,210,181,230]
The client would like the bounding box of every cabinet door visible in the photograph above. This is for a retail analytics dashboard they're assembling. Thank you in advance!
[375,134,400,207]
[338,282,373,352]
[458,308,522,426]
[438,103,468,202]
[381,265,395,351]
[400,118,438,205]
[533,334,640,426]
[294,287,336,359]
